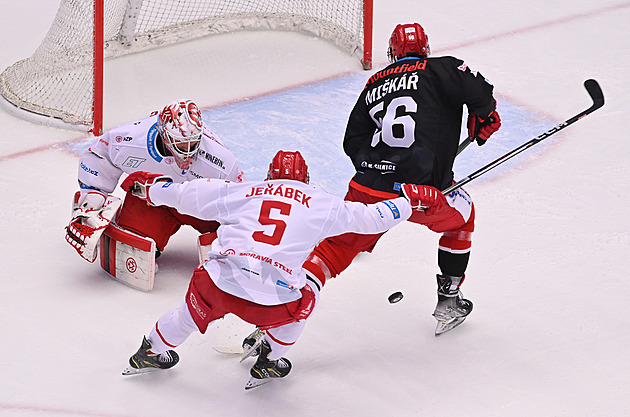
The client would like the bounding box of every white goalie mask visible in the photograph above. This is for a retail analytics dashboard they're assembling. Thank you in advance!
[157,99,204,170]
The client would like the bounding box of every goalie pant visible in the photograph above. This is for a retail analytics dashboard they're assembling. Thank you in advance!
[147,265,321,361]
[115,192,219,252]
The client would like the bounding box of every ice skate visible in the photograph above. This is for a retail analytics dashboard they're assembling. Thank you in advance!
[211,328,264,356]
[122,336,179,375]
[240,328,264,362]
[244,340,292,390]
[433,274,473,336]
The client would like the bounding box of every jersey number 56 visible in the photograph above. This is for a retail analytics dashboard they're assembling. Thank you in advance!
[369,96,417,148]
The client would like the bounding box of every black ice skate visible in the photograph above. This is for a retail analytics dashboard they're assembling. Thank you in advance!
[122,336,179,375]
[245,340,292,390]
[240,328,264,362]
[210,328,264,356]
[433,274,473,336]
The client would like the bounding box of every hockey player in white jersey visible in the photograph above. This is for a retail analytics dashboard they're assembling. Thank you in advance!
[64,99,245,288]
[121,150,449,389]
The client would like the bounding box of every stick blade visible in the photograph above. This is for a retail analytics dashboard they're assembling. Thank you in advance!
[584,79,604,109]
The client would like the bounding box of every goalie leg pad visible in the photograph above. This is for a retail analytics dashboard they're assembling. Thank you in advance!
[100,223,156,291]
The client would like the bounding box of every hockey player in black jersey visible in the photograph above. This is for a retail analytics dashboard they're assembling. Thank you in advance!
[303,22,502,335]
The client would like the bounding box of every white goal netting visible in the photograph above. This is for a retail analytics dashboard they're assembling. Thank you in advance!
[0,0,369,130]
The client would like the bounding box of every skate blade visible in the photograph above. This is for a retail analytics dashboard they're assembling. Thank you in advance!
[245,376,272,390]
[122,366,161,376]
[435,317,467,336]
[240,337,264,363]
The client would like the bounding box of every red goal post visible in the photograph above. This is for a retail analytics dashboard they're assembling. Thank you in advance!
[0,0,373,135]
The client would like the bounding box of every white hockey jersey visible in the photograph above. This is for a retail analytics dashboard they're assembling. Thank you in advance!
[148,178,412,305]
[77,112,245,195]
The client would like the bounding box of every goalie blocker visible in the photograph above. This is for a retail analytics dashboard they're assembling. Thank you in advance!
[99,226,217,292]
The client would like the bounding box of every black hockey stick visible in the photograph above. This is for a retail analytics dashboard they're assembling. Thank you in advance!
[442,79,604,195]
[388,79,604,307]
[456,136,473,156]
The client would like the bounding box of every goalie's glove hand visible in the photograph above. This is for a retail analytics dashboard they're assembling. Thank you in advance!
[467,109,501,146]
[121,171,172,203]
[400,184,447,215]
[65,193,121,262]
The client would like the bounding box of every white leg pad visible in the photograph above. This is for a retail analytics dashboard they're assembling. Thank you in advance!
[99,223,156,291]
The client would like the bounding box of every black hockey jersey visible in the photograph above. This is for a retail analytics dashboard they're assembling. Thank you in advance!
[343,56,496,194]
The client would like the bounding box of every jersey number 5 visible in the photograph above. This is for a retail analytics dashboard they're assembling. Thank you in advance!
[369,96,417,148]
[252,200,291,246]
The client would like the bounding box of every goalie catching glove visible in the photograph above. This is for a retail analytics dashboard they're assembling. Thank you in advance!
[400,184,447,215]
[467,106,501,146]
[65,192,122,262]
[120,171,173,203]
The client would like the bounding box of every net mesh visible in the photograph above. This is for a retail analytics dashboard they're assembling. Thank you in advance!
[0,0,366,128]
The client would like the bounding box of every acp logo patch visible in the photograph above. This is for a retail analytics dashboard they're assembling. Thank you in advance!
[382,200,401,219]
[125,257,137,273]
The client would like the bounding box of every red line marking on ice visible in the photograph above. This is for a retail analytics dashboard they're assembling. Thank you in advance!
[0,402,135,417]
[371,2,630,67]
[1,2,627,163]
[0,140,80,162]
[438,2,630,52]
[0,71,356,163]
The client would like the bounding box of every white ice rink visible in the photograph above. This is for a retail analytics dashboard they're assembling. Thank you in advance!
[1,1,629,416]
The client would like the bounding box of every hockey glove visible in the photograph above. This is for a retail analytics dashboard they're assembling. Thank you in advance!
[400,183,447,215]
[121,171,173,203]
[467,110,501,146]
[65,193,122,262]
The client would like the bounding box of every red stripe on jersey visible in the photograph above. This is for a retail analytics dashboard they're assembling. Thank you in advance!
[349,180,398,199]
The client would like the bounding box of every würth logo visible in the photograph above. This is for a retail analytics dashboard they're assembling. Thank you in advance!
[126,257,137,273]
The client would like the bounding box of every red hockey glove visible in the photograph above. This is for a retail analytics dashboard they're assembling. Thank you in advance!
[400,184,447,214]
[467,110,501,146]
[121,171,172,202]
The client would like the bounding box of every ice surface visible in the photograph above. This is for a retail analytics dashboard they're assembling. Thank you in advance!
[1,1,628,416]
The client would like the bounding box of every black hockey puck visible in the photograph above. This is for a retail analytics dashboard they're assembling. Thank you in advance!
[388,291,404,304]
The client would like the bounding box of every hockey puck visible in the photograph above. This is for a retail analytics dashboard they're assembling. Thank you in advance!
[388,291,404,304]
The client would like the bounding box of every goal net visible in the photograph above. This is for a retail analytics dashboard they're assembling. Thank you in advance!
[0,0,372,134]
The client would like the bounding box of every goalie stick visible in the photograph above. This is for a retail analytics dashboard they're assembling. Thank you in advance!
[389,79,605,333]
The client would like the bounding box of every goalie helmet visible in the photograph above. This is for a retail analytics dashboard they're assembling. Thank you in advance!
[387,23,430,63]
[267,150,309,184]
[157,99,204,170]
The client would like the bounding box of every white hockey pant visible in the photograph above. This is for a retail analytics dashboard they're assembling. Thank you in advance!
[148,301,199,354]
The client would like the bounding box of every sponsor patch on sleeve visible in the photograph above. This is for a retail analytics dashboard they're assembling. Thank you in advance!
[382,200,401,219]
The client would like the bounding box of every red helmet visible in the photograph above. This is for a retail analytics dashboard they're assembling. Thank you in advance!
[267,151,309,184]
[157,99,204,170]
[387,23,430,63]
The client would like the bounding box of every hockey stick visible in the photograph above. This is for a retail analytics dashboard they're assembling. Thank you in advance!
[456,136,473,156]
[442,79,604,195]
[388,79,604,311]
